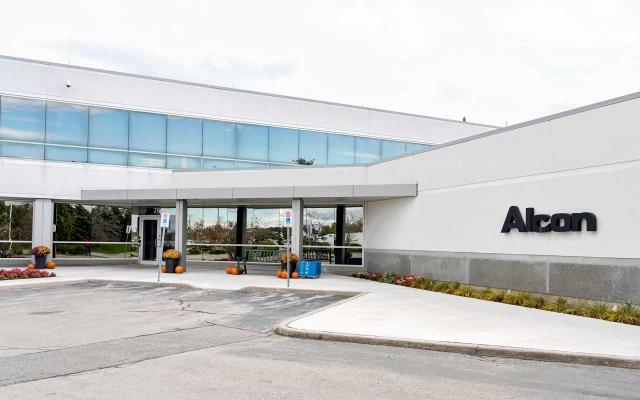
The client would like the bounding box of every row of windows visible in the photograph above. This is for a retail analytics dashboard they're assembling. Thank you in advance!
[0,95,429,169]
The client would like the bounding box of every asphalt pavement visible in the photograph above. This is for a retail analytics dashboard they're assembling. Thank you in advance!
[0,282,638,399]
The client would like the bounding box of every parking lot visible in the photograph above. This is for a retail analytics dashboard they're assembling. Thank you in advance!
[0,282,638,399]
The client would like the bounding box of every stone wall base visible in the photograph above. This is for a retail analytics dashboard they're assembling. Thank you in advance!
[365,249,640,304]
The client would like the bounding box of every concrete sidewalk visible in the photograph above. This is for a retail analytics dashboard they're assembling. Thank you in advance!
[2,265,639,368]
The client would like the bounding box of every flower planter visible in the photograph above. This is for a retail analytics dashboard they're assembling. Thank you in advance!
[280,261,297,277]
[34,255,47,269]
[165,258,179,273]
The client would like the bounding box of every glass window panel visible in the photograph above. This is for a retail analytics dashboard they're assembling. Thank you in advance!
[0,200,33,242]
[202,159,235,169]
[236,124,268,161]
[45,145,87,162]
[167,116,202,156]
[166,156,202,169]
[128,152,165,168]
[299,131,327,165]
[89,107,128,150]
[203,120,235,158]
[328,134,355,165]
[0,142,44,159]
[246,208,285,245]
[268,127,298,163]
[46,102,88,146]
[303,208,336,245]
[381,140,406,159]
[405,142,427,153]
[0,96,46,142]
[129,112,166,153]
[88,149,128,165]
[345,207,364,245]
[355,137,380,163]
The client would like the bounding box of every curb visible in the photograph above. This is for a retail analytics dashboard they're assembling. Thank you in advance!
[276,299,640,371]
[0,278,89,290]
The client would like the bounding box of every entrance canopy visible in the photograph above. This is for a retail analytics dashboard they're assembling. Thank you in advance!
[80,183,418,207]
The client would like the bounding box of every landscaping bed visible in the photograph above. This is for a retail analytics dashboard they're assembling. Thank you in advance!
[352,272,640,326]
[0,268,56,281]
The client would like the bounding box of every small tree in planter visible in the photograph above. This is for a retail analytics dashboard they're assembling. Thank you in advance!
[162,249,181,273]
[31,246,51,269]
[279,252,298,277]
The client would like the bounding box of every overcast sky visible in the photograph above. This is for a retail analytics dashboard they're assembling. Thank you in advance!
[1,0,639,126]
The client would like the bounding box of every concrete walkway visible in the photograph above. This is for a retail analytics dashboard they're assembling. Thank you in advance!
[2,265,639,367]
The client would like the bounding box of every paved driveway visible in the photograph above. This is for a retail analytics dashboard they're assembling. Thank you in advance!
[0,282,638,399]
[0,282,342,385]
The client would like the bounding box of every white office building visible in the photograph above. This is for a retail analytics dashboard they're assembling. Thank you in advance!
[1,55,638,304]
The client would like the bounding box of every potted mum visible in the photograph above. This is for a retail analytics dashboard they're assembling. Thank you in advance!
[279,252,298,277]
[162,249,181,273]
[31,245,51,269]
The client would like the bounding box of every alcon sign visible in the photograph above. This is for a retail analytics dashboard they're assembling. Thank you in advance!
[501,206,597,233]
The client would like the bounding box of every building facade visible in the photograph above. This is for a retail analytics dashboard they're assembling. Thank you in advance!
[1,55,638,304]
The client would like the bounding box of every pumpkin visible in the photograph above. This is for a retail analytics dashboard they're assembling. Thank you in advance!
[161,265,167,273]
[46,261,56,269]
[175,265,185,274]
[291,272,299,279]
[226,266,235,274]
[228,267,238,275]
[26,263,36,270]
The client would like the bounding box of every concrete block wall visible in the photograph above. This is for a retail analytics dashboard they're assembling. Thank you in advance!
[365,249,640,304]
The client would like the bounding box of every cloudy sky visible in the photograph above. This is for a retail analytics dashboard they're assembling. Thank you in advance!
[1,0,639,126]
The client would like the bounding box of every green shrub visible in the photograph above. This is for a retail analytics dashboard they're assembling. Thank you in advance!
[607,302,640,325]
[432,281,448,292]
[482,289,506,302]
[543,297,569,313]
[503,291,531,306]
[442,282,460,294]
[589,303,612,320]
[380,272,396,284]
[453,285,475,297]
[522,296,545,309]
[564,301,592,317]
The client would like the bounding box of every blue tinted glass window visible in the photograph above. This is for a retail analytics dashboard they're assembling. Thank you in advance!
[46,145,87,162]
[405,142,427,153]
[129,112,166,153]
[328,134,355,165]
[166,156,202,169]
[355,137,380,163]
[0,142,44,159]
[0,96,46,142]
[236,124,268,161]
[46,102,88,146]
[202,158,236,169]
[299,131,327,165]
[89,107,128,150]
[88,149,128,165]
[167,116,202,156]
[128,152,165,168]
[268,127,298,163]
[381,140,406,158]
[203,120,235,158]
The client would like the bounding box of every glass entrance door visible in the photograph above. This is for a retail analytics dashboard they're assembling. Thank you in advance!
[140,216,159,264]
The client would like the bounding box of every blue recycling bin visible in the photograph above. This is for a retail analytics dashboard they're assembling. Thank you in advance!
[298,260,322,278]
